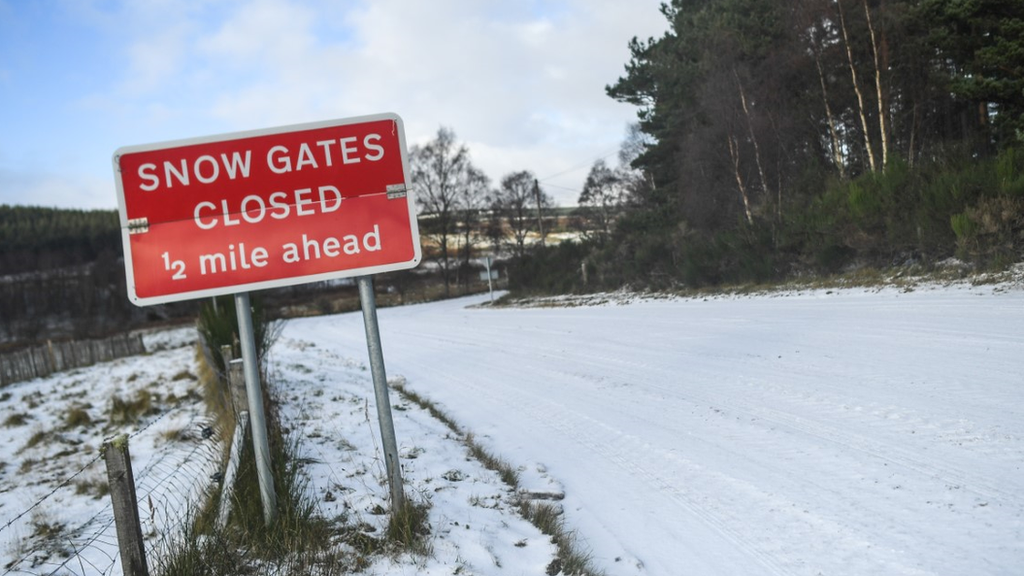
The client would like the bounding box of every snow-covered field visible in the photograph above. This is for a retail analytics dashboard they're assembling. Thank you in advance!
[273,280,1024,576]
[0,278,1021,575]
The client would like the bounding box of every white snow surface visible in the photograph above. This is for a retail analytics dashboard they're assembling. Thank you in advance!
[272,282,1024,576]
[0,280,1021,575]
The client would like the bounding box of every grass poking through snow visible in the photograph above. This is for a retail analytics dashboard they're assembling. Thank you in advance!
[391,378,604,576]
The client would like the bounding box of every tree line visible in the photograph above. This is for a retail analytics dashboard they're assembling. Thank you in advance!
[0,206,139,346]
[523,0,1024,292]
[0,205,121,274]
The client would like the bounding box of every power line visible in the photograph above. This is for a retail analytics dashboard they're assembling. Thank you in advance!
[542,182,580,192]
[537,148,618,183]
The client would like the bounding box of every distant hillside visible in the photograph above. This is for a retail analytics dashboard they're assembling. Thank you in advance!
[0,205,159,348]
[0,205,121,275]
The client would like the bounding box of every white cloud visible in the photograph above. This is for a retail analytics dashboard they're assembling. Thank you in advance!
[1,0,669,208]
[119,27,191,96]
[197,0,317,65]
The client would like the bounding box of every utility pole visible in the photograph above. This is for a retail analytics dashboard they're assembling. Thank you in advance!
[533,178,545,246]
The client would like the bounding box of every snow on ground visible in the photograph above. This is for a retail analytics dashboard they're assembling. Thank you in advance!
[273,280,1024,576]
[270,338,561,575]
[1,278,1021,575]
[0,327,220,575]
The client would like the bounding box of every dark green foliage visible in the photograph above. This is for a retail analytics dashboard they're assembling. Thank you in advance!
[921,0,1024,145]
[196,296,276,377]
[513,147,1022,293]
[795,149,1024,266]
[0,205,120,275]
[507,242,590,295]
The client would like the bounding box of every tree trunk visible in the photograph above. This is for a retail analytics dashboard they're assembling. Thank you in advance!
[461,217,474,294]
[838,0,877,173]
[908,103,919,168]
[439,231,451,298]
[727,135,755,226]
[864,0,889,170]
[814,49,847,179]
[734,70,773,215]
[533,179,546,247]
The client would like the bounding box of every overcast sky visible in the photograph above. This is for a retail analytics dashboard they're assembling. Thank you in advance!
[0,0,668,210]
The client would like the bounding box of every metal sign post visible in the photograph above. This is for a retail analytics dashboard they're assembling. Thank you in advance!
[357,276,405,509]
[235,292,277,524]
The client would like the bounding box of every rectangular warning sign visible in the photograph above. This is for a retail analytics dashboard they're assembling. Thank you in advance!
[112,113,421,306]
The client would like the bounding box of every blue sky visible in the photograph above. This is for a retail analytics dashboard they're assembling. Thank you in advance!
[0,0,668,210]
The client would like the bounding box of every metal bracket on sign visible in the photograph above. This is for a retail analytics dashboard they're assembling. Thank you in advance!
[386,184,407,200]
[127,217,150,235]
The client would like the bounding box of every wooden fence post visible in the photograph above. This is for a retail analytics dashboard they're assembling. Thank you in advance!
[226,354,248,417]
[103,435,150,576]
[216,345,251,529]
[46,340,57,373]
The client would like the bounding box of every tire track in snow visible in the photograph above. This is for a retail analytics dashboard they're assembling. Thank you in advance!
[504,315,1015,503]
[560,346,1016,503]
[504,391,794,576]
[471,325,1005,505]
[391,327,794,576]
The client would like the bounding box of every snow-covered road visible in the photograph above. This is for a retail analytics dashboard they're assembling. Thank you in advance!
[281,284,1024,575]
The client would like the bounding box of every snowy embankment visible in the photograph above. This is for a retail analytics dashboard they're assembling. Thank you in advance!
[273,279,1023,576]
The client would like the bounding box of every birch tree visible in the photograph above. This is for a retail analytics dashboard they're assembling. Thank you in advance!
[838,0,878,173]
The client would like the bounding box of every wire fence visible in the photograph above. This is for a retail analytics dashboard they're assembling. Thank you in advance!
[0,406,224,576]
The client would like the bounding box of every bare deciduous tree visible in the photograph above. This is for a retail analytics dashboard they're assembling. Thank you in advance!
[456,167,491,292]
[411,127,486,297]
[490,171,554,260]
[578,159,627,238]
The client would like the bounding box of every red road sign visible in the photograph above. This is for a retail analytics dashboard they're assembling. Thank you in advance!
[113,113,421,306]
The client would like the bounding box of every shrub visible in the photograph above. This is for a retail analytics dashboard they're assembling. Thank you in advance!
[64,406,92,428]
[109,390,153,425]
[196,295,283,393]
[3,413,29,427]
[508,241,590,295]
